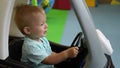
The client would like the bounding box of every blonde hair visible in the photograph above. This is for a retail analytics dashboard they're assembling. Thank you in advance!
[15,4,45,35]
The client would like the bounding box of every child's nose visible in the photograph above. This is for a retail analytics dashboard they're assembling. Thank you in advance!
[45,23,48,29]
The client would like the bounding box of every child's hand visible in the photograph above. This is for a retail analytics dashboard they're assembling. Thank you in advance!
[65,47,79,58]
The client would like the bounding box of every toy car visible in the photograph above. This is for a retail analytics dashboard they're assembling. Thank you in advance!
[0,0,114,68]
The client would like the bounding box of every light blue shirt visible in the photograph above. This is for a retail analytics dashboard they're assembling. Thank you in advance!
[21,36,54,68]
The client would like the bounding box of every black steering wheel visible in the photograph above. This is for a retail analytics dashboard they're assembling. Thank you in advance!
[56,32,88,68]
[69,32,88,68]
[71,32,83,47]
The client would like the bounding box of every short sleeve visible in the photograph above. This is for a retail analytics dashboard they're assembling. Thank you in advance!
[26,44,49,65]
[21,37,52,67]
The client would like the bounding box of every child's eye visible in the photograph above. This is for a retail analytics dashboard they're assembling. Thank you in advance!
[40,23,44,26]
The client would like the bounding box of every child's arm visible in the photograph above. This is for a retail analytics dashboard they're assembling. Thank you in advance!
[42,47,79,64]
[49,41,70,53]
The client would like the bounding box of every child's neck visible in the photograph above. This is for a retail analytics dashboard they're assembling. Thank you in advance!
[32,37,42,42]
[27,35,42,42]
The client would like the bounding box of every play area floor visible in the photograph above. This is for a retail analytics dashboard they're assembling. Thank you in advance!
[46,9,68,43]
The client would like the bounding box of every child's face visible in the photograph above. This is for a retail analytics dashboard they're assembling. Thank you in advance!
[28,13,48,38]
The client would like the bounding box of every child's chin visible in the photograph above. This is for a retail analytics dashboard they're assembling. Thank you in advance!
[44,33,47,36]
[42,35,46,37]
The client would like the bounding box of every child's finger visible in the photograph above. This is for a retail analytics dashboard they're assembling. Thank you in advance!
[74,47,79,50]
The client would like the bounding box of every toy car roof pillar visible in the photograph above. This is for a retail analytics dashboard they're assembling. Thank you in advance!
[0,0,15,60]
[0,0,28,60]
[70,0,107,68]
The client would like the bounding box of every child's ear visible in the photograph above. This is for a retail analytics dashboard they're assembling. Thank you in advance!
[23,27,31,35]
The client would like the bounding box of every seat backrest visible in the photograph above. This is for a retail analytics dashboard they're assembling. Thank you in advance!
[6,36,32,68]
[9,36,24,61]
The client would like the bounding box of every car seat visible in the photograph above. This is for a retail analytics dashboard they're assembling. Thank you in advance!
[0,36,31,68]
[7,34,88,68]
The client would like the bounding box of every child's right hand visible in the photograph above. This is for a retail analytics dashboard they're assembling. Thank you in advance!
[65,47,79,58]
[42,47,79,64]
